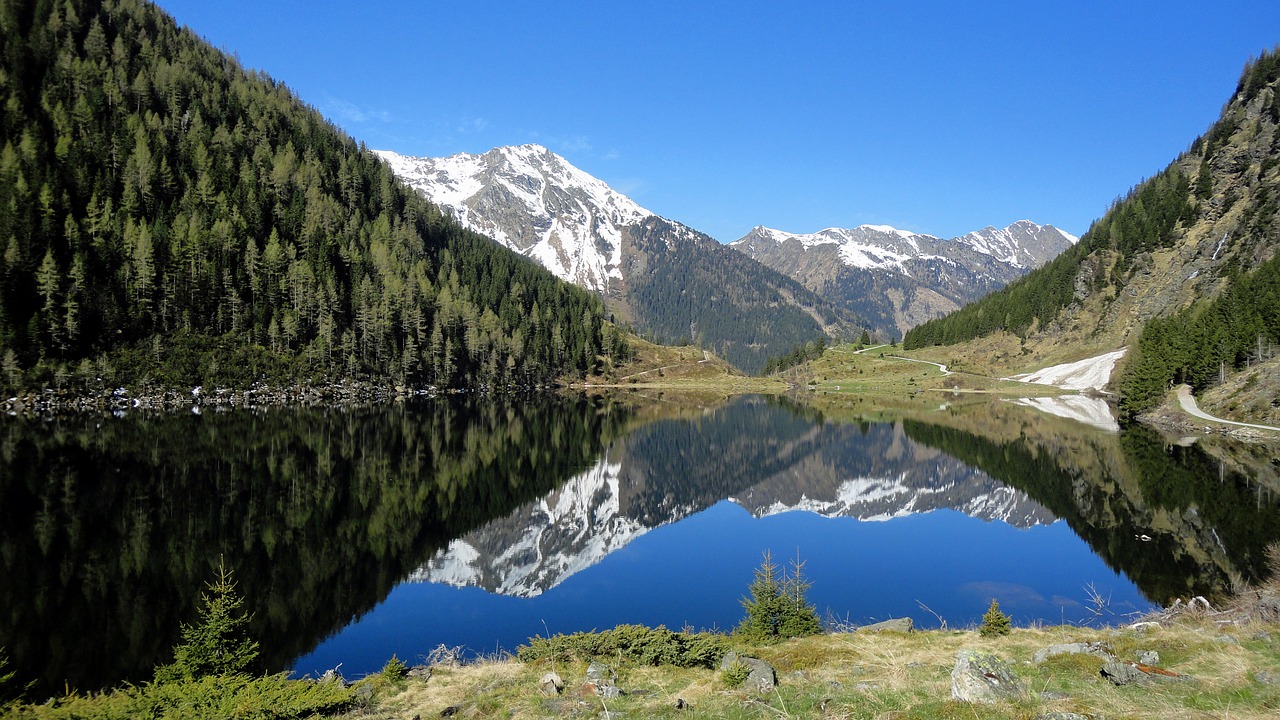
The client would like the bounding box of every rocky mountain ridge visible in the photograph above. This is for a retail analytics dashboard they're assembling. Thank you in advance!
[731,221,1077,339]
[378,145,857,373]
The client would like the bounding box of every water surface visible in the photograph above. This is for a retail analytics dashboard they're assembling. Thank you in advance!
[2,393,1277,694]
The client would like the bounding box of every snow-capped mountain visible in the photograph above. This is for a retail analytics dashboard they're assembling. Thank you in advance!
[378,145,858,373]
[731,221,1077,339]
[410,400,1054,598]
[376,145,650,294]
[956,220,1079,269]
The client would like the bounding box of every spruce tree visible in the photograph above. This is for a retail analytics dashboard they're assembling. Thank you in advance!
[158,559,260,681]
[736,550,821,642]
[979,598,1012,637]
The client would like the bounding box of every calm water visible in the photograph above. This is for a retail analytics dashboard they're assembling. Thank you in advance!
[2,393,1278,694]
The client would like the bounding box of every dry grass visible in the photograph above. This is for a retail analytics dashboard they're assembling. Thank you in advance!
[340,614,1280,719]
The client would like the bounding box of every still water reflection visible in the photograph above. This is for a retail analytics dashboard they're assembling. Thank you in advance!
[2,393,1277,694]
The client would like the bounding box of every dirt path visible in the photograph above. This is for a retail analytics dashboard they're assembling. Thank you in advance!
[617,351,712,381]
[1176,384,1280,433]
[887,355,950,375]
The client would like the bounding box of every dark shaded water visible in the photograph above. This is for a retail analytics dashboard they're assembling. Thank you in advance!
[2,393,1277,695]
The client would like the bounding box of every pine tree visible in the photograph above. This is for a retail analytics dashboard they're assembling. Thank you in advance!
[157,559,260,681]
[979,598,1011,637]
[736,550,822,642]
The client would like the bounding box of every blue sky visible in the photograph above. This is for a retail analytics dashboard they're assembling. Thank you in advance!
[153,0,1280,242]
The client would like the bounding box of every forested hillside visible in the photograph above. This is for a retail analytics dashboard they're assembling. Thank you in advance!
[621,217,854,374]
[0,0,616,392]
[904,49,1280,418]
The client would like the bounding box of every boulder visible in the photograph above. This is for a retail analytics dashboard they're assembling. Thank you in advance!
[1032,642,1115,664]
[586,661,617,684]
[721,651,778,693]
[1101,661,1190,685]
[1136,650,1159,666]
[858,617,914,633]
[538,671,564,696]
[950,650,1024,703]
[1100,661,1144,686]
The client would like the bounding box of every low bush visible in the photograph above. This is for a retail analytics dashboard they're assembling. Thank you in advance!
[517,624,727,668]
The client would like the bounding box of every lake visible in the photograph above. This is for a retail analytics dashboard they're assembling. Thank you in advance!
[2,392,1277,695]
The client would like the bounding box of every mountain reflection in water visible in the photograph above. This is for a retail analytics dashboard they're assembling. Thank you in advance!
[2,393,1277,695]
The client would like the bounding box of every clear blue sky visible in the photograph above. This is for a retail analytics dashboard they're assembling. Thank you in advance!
[153,0,1280,242]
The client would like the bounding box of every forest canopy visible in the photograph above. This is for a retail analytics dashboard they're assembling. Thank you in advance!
[0,0,620,391]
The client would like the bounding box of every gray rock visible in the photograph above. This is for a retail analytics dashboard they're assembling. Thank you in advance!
[1035,713,1090,720]
[950,650,1024,703]
[721,651,778,693]
[318,668,347,688]
[1033,642,1115,664]
[1101,661,1144,686]
[859,617,914,633]
[1252,631,1273,642]
[1214,634,1240,645]
[1101,660,1190,685]
[599,685,623,699]
[538,671,564,696]
[408,665,432,680]
[1254,670,1280,685]
[1136,650,1159,666]
[586,661,616,684]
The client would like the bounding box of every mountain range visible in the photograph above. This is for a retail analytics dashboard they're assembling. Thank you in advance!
[732,221,1077,338]
[378,145,855,373]
[379,145,1074,368]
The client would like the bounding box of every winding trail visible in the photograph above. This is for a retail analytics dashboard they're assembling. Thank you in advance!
[1176,384,1280,433]
[887,355,951,375]
[616,350,712,381]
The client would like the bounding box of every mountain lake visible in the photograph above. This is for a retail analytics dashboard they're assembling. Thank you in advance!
[2,392,1278,695]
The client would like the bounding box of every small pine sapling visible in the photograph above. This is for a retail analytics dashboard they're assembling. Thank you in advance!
[979,598,1012,637]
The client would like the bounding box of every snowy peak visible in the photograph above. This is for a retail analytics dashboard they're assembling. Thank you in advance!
[955,220,1078,269]
[734,221,1074,273]
[733,224,945,272]
[375,145,652,293]
[731,220,1077,339]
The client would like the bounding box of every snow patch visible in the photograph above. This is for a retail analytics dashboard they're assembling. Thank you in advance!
[1012,396,1119,432]
[1009,349,1127,392]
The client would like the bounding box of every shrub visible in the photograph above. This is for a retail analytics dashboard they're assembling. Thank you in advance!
[517,625,726,668]
[380,654,408,682]
[720,659,750,688]
[736,550,822,643]
[979,599,1012,637]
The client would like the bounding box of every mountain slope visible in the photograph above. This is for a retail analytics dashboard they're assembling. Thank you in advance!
[904,49,1280,419]
[731,221,1076,339]
[379,146,859,373]
[0,0,614,392]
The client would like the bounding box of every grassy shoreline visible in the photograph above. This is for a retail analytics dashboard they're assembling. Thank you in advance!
[341,613,1280,719]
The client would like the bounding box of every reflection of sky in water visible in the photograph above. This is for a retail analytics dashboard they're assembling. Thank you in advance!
[293,502,1151,679]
